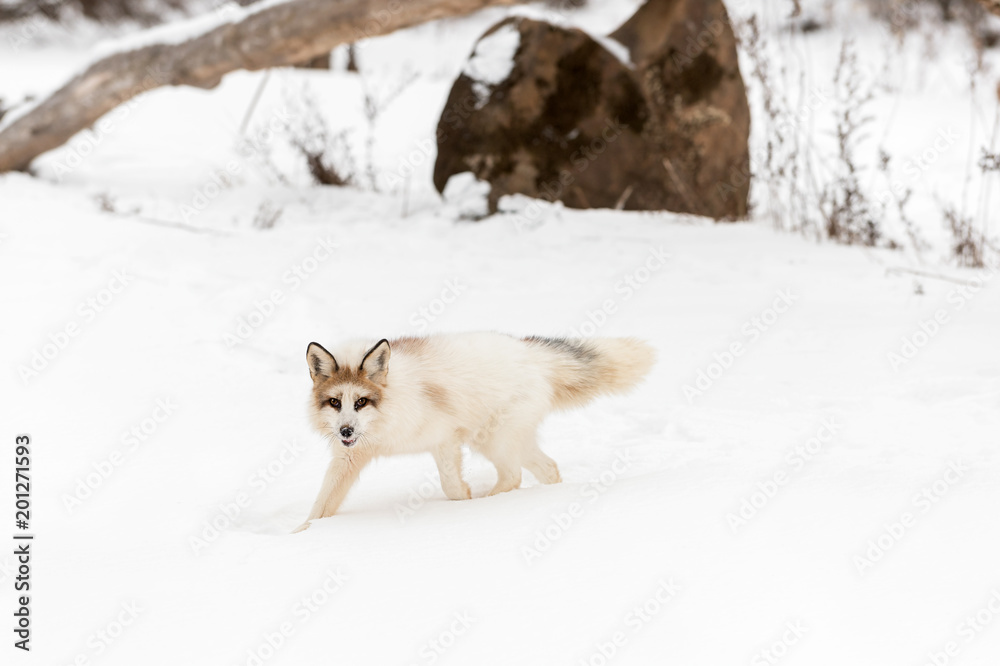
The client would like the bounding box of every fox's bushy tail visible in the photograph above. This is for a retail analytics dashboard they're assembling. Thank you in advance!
[523,336,656,410]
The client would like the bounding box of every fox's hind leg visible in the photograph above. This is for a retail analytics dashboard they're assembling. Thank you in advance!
[524,442,562,485]
[479,425,529,496]
[433,435,471,500]
[486,454,522,496]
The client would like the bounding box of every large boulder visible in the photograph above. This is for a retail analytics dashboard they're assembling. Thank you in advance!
[432,0,750,220]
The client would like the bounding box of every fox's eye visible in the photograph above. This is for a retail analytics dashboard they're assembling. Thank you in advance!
[354,397,368,410]
[329,398,341,410]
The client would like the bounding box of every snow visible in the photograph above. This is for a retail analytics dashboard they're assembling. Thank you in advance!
[441,171,491,220]
[595,34,632,67]
[462,21,521,109]
[1,1,1000,665]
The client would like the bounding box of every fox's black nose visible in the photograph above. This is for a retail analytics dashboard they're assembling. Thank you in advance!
[340,426,353,438]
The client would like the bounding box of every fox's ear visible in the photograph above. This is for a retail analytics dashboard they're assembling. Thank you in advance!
[306,342,338,382]
[360,339,391,385]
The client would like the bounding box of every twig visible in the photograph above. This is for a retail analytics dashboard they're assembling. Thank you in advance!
[614,184,634,210]
[885,266,988,286]
[120,213,232,236]
[662,158,696,212]
[239,70,272,136]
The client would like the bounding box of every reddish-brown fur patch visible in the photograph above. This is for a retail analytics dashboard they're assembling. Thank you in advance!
[388,336,428,355]
[312,370,384,411]
[421,382,454,414]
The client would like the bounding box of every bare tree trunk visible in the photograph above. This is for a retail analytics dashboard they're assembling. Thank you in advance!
[0,0,526,173]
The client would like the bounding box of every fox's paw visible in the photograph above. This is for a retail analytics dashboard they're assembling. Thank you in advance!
[443,482,472,501]
[292,521,311,534]
[488,478,522,496]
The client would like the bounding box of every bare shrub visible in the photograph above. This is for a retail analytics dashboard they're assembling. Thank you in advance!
[736,21,925,250]
[94,191,116,212]
[879,150,931,256]
[957,96,1000,266]
[861,0,1000,58]
[735,15,817,235]
[252,200,282,230]
[285,89,356,187]
[943,203,997,266]
[981,146,1000,173]
[296,132,354,186]
[819,40,884,247]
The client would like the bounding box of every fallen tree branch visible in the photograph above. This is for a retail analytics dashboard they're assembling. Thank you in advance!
[0,0,527,173]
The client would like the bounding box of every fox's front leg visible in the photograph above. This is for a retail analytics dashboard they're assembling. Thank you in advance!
[293,449,372,533]
[433,437,471,500]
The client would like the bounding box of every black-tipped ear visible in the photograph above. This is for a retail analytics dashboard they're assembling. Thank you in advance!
[306,342,338,382]
[359,339,391,385]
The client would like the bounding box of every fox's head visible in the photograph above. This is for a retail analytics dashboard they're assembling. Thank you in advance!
[306,339,390,447]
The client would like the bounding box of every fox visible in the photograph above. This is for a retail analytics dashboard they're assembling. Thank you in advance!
[293,332,655,533]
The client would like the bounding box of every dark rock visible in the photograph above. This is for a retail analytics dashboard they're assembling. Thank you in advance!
[433,0,751,220]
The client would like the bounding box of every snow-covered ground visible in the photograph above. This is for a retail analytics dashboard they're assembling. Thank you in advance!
[1,1,999,665]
